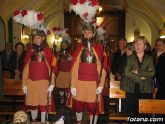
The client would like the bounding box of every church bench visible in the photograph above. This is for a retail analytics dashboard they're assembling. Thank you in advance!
[109,113,128,121]
[139,99,165,114]
[0,111,15,115]
[109,81,125,112]
[3,79,24,96]
[109,81,127,121]
[1,79,24,113]
[2,71,10,79]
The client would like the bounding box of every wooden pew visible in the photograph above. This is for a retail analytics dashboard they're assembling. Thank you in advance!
[139,99,165,114]
[110,86,125,99]
[0,79,24,115]
[109,80,127,121]
[109,81,125,112]
[3,79,24,96]
[2,71,10,79]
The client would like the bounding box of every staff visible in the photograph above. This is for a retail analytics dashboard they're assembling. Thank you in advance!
[92,42,106,124]
[46,41,56,121]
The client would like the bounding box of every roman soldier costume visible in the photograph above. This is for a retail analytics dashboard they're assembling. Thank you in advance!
[68,38,107,107]
[13,10,56,122]
[67,1,107,123]
[55,28,72,104]
[23,38,56,112]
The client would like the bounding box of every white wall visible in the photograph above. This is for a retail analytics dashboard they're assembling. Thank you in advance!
[13,20,22,50]
[126,8,160,47]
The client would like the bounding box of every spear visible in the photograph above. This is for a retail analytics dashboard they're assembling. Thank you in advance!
[92,40,107,124]
[45,41,56,121]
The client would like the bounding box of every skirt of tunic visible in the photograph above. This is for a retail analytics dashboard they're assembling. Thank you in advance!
[55,71,71,89]
[25,79,49,106]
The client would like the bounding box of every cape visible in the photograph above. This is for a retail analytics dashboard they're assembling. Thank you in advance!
[23,45,58,74]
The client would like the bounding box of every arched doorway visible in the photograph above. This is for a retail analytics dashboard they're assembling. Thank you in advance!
[0,17,6,51]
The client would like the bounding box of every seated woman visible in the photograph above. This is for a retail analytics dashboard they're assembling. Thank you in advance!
[8,42,25,79]
[122,36,155,117]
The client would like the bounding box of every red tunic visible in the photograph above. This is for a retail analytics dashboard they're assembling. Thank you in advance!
[22,45,56,113]
[67,43,107,115]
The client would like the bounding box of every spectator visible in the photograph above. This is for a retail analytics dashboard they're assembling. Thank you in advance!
[1,42,15,71]
[120,42,134,87]
[120,42,134,112]
[152,38,164,66]
[123,36,155,117]
[145,42,152,55]
[155,39,165,99]
[111,38,127,80]
[0,53,3,96]
[8,42,25,79]
[126,42,135,56]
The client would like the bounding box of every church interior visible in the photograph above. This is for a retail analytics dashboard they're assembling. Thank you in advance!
[0,0,165,124]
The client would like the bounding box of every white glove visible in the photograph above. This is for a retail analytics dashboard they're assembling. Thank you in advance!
[96,87,103,94]
[55,116,64,124]
[48,85,55,93]
[23,86,27,95]
[68,56,72,61]
[71,87,76,96]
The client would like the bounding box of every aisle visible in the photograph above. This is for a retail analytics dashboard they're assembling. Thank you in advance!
[0,89,110,124]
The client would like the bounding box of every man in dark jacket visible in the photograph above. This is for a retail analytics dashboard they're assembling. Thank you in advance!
[111,38,127,80]
[155,39,165,99]
[1,42,15,71]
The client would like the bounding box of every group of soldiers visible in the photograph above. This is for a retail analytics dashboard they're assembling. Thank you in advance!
[21,21,110,124]
[12,1,110,123]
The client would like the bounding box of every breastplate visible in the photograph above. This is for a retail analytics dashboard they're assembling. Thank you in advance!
[80,48,96,63]
[31,51,45,62]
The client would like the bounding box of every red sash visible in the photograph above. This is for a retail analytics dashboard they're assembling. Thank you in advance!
[29,61,49,80]
[78,62,98,81]
[59,61,71,72]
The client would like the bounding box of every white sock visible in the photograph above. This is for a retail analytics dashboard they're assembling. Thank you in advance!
[31,109,38,120]
[41,112,46,122]
[59,91,64,97]
[90,115,98,124]
[76,112,82,122]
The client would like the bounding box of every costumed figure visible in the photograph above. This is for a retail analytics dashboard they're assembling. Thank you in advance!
[67,1,107,124]
[55,28,72,104]
[13,10,56,123]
